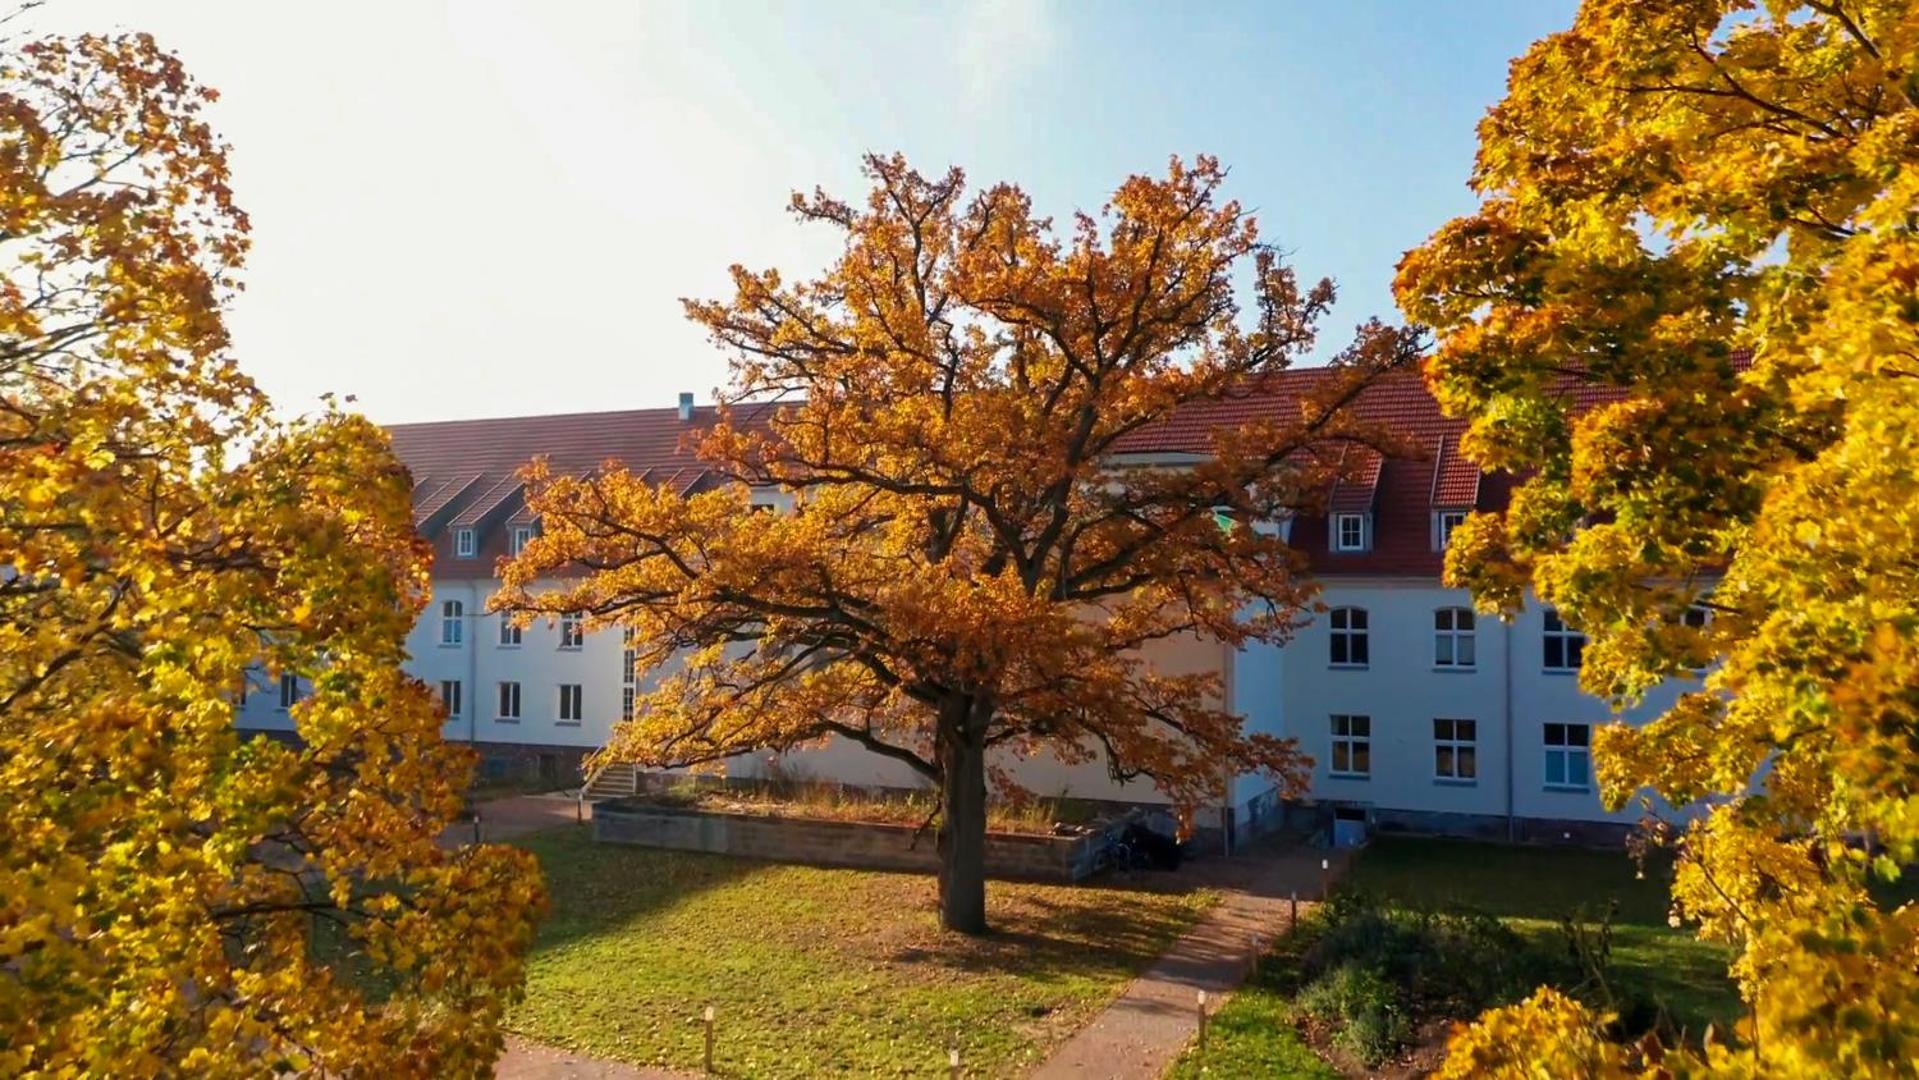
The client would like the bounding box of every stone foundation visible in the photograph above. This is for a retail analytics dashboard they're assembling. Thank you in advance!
[593,798,1101,881]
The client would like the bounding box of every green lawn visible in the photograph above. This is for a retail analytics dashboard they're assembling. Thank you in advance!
[1169,836,1741,1078]
[1346,836,1738,1037]
[507,826,1217,1077]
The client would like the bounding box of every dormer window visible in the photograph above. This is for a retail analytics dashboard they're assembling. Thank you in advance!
[1434,510,1468,552]
[509,526,533,556]
[1332,513,1368,552]
[454,528,476,558]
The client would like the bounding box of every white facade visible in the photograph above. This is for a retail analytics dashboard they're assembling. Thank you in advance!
[238,570,1700,837]
[1228,579,1693,836]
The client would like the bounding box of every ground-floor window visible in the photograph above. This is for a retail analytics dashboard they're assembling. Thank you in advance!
[497,681,521,722]
[558,683,583,724]
[1330,714,1371,777]
[1433,718,1477,781]
[1544,722,1591,789]
[439,679,462,718]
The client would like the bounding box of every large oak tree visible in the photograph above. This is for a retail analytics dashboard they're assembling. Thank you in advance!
[501,154,1420,932]
[0,28,543,1076]
[1394,1,1919,1073]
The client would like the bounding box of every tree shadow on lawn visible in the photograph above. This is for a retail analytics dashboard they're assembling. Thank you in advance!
[515,826,1214,980]
[512,826,777,955]
[505,829,1221,1077]
[879,883,1216,985]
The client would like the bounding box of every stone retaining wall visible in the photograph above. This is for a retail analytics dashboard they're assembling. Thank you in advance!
[593,798,1100,881]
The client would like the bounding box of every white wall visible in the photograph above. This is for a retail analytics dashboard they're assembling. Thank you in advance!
[239,565,1703,829]
[1232,579,1698,826]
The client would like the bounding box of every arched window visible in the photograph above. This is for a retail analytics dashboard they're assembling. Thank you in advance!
[1329,607,1369,667]
[1434,607,1476,669]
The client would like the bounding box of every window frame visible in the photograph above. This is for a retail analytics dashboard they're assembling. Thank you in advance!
[1433,717,1478,782]
[558,612,584,650]
[509,525,533,556]
[277,673,300,711]
[1329,606,1370,668]
[439,679,462,718]
[1434,509,1468,552]
[496,680,522,722]
[1543,722,1592,790]
[1433,606,1477,670]
[1542,608,1586,671]
[498,616,522,648]
[454,527,476,558]
[558,683,584,725]
[439,599,464,646]
[1332,512,1367,552]
[620,627,637,721]
[1329,714,1372,778]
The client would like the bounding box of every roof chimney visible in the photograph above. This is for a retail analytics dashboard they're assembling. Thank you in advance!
[677,391,694,422]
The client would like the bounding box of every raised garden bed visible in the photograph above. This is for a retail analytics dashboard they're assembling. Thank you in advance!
[593,796,1106,881]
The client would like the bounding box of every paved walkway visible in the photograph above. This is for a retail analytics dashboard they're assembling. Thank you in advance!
[1031,842,1351,1080]
[495,1037,693,1080]
[442,793,590,848]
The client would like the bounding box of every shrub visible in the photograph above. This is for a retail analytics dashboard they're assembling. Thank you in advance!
[1297,961,1410,1066]
[1295,892,1568,1065]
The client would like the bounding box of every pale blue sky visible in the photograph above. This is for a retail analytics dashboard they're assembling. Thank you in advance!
[34,1,1576,422]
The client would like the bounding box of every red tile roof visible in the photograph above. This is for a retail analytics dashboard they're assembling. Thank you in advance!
[385,371,1521,579]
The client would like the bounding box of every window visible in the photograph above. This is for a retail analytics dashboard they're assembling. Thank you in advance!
[509,526,533,556]
[1332,512,1367,552]
[1543,608,1585,670]
[559,612,584,650]
[278,673,301,711]
[440,600,464,646]
[1434,607,1476,669]
[498,617,522,647]
[439,679,462,718]
[620,627,637,722]
[1329,607,1369,666]
[558,683,583,724]
[454,527,476,558]
[1433,718,1477,781]
[1682,603,1711,628]
[1544,723,1591,789]
[496,681,521,721]
[747,502,776,514]
[1434,510,1468,551]
[1330,714,1371,777]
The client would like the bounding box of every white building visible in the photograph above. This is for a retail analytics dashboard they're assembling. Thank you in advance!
[237,376,1701,844]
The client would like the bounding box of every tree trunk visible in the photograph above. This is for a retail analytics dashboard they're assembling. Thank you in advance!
[936,697,989,935]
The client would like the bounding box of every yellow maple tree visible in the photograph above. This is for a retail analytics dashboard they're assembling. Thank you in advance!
[0,29,543,1077]
[499,153,1423,932]
[1395,1,1919,1073]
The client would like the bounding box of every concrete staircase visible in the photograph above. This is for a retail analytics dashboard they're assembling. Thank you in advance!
[582,761,640,800]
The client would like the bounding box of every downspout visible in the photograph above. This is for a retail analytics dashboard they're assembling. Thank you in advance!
[1503,611,1515,843]
[1221,641,1235,856]
[468,581,479,748]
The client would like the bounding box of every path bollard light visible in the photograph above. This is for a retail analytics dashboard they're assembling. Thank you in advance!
[1320,857,1331,899]
[702,1005,715,1073]
[1196,990,1208,1053]
[471,811,482,846]
[1290,890,1298,929]
[1249,933,1261,976]
[949,1045,961,1079]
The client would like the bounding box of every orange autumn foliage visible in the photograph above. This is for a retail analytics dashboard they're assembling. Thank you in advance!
[500,153,1422,932]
